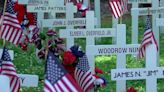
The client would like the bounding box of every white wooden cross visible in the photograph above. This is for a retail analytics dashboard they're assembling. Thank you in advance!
[0,49,39,91]
[18,0,65,27]
[128,0,151,44]
[59,11,114,72]
[86,24,140,92]
[42,4,97,49]
[130,0,159,44]
[111,44,161,92]
[130,0,162,65]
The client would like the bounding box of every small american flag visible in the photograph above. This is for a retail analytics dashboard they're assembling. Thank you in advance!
[109,0,123,18]
[109,0,128,18]
[138,16,158,59]
[74,54,95,92]
[44,51,83,92]
[1,0,23,45]
[0,47,20,92]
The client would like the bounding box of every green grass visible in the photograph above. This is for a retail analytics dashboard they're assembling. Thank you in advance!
[0,14,164,92]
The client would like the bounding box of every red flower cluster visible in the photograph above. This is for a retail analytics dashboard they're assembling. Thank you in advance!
[62,51,77,65]
[127,87,138,92]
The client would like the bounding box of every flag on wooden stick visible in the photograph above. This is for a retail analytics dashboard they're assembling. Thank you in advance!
[0,0,23,45]
[44,51,83,92]
[138,16,158,59]
[0,47,20,92]
[74,54,95,92]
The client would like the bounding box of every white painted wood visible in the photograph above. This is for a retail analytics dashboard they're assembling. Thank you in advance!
[85,11,95,74]
[152,0,159,66]
[37,12,44,28]
[0,75,10,92]
[156,18,164,26]
[94,0,101,28]
[18,74,39,87]
[66,3,76,49]
[146,44,157,92]
[116,24,126,92]
[159,0,164,33]
[131,2,138,44]
[112,16,118,44]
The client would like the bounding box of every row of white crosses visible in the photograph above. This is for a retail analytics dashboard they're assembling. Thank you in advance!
[0,50,38,92]
[109,0,164,92]
[0,0,67,91]
[111,44,163,92]
[0,0,87,91]
[60,11,103,72]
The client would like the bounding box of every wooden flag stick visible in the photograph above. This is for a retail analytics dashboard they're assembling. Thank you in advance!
[120,16,123,24]
[0,0,7,46]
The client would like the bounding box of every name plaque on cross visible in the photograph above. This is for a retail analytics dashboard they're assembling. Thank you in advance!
[128,0,151,3]
[18,0,63,6]
[132,7,164,15]
[18,74,39,87]
[27,6,66,13]
[111,68,164,80]
[60,28,116,38]
[86,44,139,55]
[18,0,48,5]
[42,18,86,27]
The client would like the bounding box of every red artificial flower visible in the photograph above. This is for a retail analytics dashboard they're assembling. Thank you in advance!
[127,87,137,92]
[95,67,104,74]
[63,51,77,65]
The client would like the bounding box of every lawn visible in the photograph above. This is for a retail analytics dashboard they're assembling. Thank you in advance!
[1,14,164,92]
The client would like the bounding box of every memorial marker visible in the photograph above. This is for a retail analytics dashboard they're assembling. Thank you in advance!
[131,0,160,65]
[111,44,158,92]
[131,0,159,44]
[86,24,139,92]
